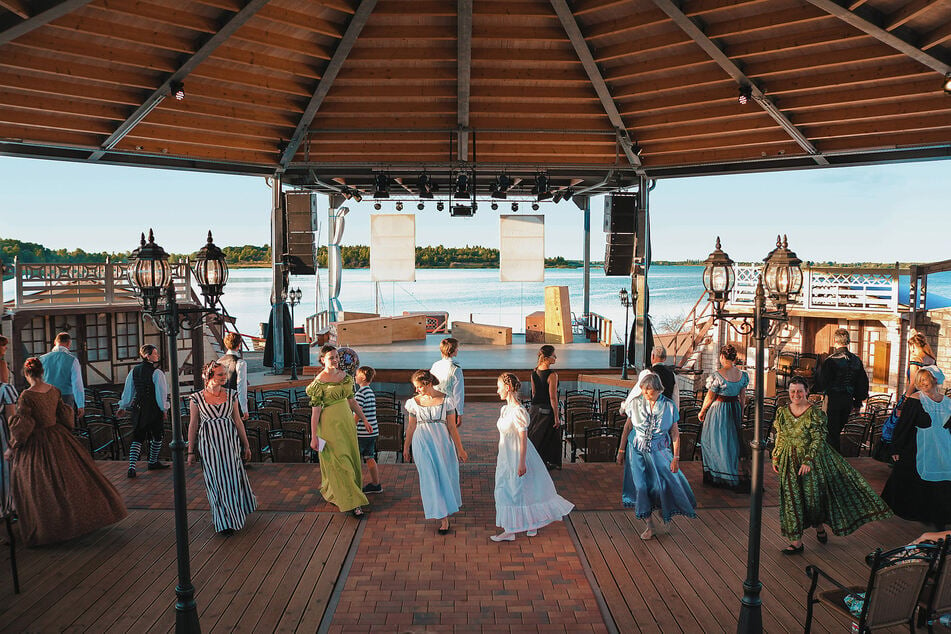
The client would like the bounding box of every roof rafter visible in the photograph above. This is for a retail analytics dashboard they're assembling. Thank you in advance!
[649,0,829,165]
[0,0,30,19]
[89,0,273,161]
[804,0,951,74]
[548,0,643,170]
[280,0,378,168]
[0,0,93,46]
[457,0,472,162]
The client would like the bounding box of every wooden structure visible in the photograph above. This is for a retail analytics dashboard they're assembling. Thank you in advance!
[544,285,573,345]
[525,310,546,344]
[0,0,947,189]
[450,320,512,345]
[330,313,426,346]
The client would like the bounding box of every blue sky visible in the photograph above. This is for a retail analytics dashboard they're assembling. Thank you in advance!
[0,155,948,263]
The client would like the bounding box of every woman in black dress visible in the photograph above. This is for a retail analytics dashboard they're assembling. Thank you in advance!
[881,367,951,528]
[528,345,562,469]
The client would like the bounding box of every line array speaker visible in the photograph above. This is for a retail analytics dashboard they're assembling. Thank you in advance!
[284,192,317,275]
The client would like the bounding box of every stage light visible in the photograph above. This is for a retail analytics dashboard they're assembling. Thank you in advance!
[738,85,753,105]
[417,173,435,199]
[454,173,470,198]
[417,202,425,211]
[170,82,185,101]
[373,173,390,198]
[532,202,540,211]
[490,174,512,199]
[351,189,363,203]
[563,188,573,201]
[491,202,498,211]
[374,202,382,210]
[511,202,518,211]
[395,202,403,211]
[436,201,445,211]
[532,173,552,201]
[945,73,951,94]
[552,190,564,204]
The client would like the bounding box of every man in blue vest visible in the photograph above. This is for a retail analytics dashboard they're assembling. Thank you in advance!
[118,344,169,477]
[40,332,84,419]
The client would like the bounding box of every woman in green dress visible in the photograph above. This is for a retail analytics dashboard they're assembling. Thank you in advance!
[307,345,371,516]
[772,377,892,554]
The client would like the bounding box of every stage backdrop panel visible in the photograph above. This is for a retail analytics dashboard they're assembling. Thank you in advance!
[370,214,416,282]
[499,214,545,282]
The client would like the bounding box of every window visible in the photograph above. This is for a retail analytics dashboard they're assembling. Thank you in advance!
[116,312,140,360]
[85,313,110,362]
[21,316,46,356]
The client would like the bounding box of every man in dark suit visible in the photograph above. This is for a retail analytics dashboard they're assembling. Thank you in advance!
[814,328,869,452]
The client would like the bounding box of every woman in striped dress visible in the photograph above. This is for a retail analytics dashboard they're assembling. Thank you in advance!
[187,362,257,536]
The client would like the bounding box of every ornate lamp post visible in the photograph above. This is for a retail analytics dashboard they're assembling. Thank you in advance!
[129,229,230,634]
[282,287,302,381]
[702,235,802,634]
[619,288,632,380]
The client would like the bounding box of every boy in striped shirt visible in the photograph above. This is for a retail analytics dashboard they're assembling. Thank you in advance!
[355,366,382,494]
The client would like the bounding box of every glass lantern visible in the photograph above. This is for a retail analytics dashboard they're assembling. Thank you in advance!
[761,235,803,308]
[194,230,228,308]
[130,229,171,312]
[702,237,736,311]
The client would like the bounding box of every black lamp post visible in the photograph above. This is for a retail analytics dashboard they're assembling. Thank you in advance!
[702,235,802,634]
[282,287,302,381]
[619,288,632,380]
[129,229,230,634]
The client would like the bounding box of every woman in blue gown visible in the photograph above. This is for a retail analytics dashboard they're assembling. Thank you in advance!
[403,369,468,534]
[699,345,749,491]
[618,372,697,540]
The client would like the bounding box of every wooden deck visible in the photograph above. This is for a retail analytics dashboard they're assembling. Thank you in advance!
[0,401,929,632]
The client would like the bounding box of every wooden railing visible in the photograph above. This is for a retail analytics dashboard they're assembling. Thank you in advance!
[658,291,716,369]
[730,265,903,313]
[579,312,613,347]
[305,310,331,342]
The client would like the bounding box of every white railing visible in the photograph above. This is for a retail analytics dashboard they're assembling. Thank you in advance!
[730,265,901,313]
[305,310,331,342]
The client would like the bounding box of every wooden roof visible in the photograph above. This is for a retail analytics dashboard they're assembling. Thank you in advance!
[0,0,949,195]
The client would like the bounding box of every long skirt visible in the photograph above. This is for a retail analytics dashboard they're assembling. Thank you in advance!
[495,431,573,532]
[623,439,697,523]
[528,405,562,468]
[198,415,257,531]
[701,400,746,489]
[412,422,462,519]
[317,400,369,512]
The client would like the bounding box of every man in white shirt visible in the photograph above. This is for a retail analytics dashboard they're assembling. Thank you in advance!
[118,344,169,477]
[430,337,464,428]
[218,332,249,419]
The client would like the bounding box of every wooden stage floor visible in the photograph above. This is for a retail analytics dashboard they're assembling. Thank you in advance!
[0,402,928,633]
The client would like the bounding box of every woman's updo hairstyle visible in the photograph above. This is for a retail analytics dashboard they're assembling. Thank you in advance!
[411,369,439,387]
[320,344,337,359]
[908,331,936,358]
[788,376,809,390]
[720,344,738,362]
[538,345,556,361]
[23,357,43,380]
[498,372,521,393]
[202,361,221,383]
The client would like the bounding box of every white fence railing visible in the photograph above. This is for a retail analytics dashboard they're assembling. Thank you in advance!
[730,266,901,313]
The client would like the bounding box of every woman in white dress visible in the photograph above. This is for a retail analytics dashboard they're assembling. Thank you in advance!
[404,369,468,534]
[492,373,574,542]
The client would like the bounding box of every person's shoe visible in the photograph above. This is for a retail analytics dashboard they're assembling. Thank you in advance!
[127,468,136,479]
[437,521,451,535]
[782,543,805,555]
[351,507,365,518]
[490,532,515,542]
[219,529,235,537]
[362,483,383,494]
[526,530,538,537]
[640,527,655,541]
[147,462,169,471]
[816,528,828,544]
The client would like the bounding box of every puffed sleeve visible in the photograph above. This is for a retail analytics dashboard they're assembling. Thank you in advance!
[740,372,750,390]
[801,406,827,466]
[343,376,355,400]
[512,405,529,433]
[9,394,36,447]
[404,398,416,417]
[56,395,74,430]
[306,380,324,407]
[706,373,723,394]
[771,408,787,467]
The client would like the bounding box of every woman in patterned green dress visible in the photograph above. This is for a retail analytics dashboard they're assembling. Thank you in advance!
[772,377,892,554]
[307,345,371,516]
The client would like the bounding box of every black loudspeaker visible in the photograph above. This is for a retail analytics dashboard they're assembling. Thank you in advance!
[284,192,317,275]
[603,194,637,233]
[604,233,634,276]
[609,344,625,367]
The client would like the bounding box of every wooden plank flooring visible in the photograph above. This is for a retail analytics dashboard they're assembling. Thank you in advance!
[0,511,357,633]
[571,509,925,634]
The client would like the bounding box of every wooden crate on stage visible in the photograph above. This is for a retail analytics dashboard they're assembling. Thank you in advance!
[525,311,546,343]
[451,321,512,345]
[332,317,392,345]
[390,314,427,341]
[339,311,379,321]
[544,285,572,344]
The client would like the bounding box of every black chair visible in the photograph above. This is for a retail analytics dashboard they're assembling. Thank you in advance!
[805,543,938,633]
[583,426,621,462]
[377,421,404,462]
[678,422,701,461]
[269,436,304,463]
[86,421,117,460]
[920,538,951,633]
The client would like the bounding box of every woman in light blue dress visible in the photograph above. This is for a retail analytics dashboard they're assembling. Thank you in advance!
[619,372,696,539]
[699,345,749,491]
[404,369,468,534]
[492,373,573,542]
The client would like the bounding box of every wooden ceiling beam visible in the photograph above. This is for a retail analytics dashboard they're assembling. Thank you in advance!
[745,44,902,78]
[725,27,865,60]
[139,110,287,141]
[806,112,951,139]
[635,116,778,143]
[458,0,472,161]
[754,59,932,94]
[49,13,196,53]
[114,136,276,165]
[230,25,333,62]
[16,30,179,72]
[920,20,951,50]
[90,0,272,161]
[650,0,827,164]
[210,46,322,80]
[776,77,938,110]
[0,121,100,147]
[0,0,30,19]
[644,127,794,154]
[792,95,950,125]
[884,0,940,32]
[818,128,951,151]
[0,45,160,86]
[90,0,218,34]
[585,8,668,40]
[0,0,94,46]
[0,68,144,104]
[191,62,314,96]
[548,0,642,170]
[704,6,830,39]
[0,105,114,134]
[0,88,127,120]
[803,0,950,74]
[280,0,377,167]
[644,140,802,163]
[128,123,275,152]
[255,6,343,39]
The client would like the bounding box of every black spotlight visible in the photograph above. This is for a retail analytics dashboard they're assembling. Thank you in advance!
[563,188,573,201]
[532,173,552,201]
[395,201,403,211]
[373,173,390,198]
[511,202,518,212]
[436,201,445,211]
[552,190,564,204]
[491,201,499,211]
[373,202,382,210]
[738,85,753,105]
[170,81,185,101]
[532,202,540,211]
[417,173,434,199]
[417,202,425,211]
[490,174,512,199]
[455,173,470,198]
